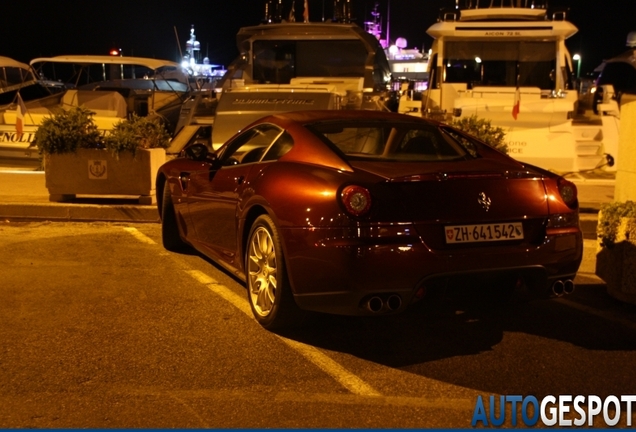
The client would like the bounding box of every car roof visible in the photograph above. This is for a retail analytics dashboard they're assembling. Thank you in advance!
[232,110,448,174]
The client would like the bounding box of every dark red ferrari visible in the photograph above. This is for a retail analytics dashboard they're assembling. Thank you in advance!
[156,110,583,329]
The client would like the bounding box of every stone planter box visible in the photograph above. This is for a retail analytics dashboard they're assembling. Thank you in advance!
[44,148,166,205]
[595,216,636,305]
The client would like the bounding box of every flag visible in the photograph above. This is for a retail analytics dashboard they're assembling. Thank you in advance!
[512,86,520,120]
[288,1,296,22]
[303,0,309,22]
[16,92,28,136]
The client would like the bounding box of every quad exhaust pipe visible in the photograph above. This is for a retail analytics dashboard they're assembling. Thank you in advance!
[366,295,402,313]
[387,295,402,311]
[367,296,383,313]
[551,279,575,296]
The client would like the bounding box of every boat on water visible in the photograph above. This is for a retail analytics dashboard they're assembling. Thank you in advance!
[0,56,67,160]
[0,55,190,161]
[363,2,429,94]
[170,0,394,151]
[179,25,227,91]
[0,56,65,109]
[403,0,618,176]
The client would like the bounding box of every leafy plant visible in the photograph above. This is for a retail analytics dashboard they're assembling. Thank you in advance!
[33,107,103,155]
[104,114,170,158]
[449,115,508,154]
[597,201,636,247]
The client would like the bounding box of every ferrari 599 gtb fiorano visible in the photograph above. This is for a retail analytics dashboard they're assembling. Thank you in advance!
[156,110,582,329]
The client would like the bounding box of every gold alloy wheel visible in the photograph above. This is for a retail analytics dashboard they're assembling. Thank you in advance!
[247,226,278,317]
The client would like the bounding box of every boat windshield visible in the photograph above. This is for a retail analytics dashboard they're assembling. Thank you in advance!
[444,41,556,89]
[252,40,368,84]
[307,121,470,162]
[0,65,37,88]
[34,62,185,88]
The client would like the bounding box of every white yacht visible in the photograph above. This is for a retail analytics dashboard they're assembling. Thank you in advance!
[0,55,190,161]
[405,0,617,175]
[170,0,394,151]
[0,56,67,160]
[363,3,429,93]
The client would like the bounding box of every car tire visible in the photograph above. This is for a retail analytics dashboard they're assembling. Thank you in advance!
[246,214,302,330]
[161,183,188,252]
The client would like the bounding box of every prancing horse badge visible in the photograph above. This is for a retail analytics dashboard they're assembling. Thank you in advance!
[478,192,491,212]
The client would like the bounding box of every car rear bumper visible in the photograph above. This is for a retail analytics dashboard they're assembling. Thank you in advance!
[283,224,583,316]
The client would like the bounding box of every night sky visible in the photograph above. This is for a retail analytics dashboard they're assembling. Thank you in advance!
[3,0,635,76]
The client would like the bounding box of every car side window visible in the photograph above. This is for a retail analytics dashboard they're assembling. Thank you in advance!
[220,124,284,165]
[440,127,479,157]
[262,131,294,161]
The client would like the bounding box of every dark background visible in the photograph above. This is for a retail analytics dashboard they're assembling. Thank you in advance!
[2,0,634,76]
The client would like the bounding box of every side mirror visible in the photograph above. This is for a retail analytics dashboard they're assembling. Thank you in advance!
[184,143,211,161]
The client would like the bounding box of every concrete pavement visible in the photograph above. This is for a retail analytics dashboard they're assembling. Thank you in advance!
[0,167,611,288]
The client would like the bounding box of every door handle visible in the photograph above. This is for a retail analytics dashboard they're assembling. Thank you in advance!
[235,175,245,185]
[180,173,190,190]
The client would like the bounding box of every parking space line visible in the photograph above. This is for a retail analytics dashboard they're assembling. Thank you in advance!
[280,338,382,397]
[186,269,382,398]
[123,227,157,245]
[187,270,252,315]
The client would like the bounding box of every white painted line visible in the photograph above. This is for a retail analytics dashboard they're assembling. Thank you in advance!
[187,270,252,315]
[281,337,382,397]
[123,227,157,245]
[186,269,382,397]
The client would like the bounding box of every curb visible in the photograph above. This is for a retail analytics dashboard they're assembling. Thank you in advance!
[0,202,160,223]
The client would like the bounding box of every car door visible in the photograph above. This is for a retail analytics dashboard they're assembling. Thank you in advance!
[185,124,285,267]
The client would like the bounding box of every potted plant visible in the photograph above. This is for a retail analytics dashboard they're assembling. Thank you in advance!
[449,115,509,154]
[595,200,636,305]
[34,108,170,205]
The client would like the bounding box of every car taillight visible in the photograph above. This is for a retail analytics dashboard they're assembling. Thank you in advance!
[547,212,579,229]
[340,185,372,217]
[558,178,577,208]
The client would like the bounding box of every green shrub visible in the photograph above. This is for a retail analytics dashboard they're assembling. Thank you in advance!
[104,115,170,158]
[449,115,508,154]
[597,201,636,247]
[33,107,103,155]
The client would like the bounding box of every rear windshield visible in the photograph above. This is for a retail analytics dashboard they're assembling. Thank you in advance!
[307,120,471,162]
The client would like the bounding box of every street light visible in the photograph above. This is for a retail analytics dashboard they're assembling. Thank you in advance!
[573,53,581,79]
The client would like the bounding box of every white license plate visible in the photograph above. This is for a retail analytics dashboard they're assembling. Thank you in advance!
[445,222,524,244]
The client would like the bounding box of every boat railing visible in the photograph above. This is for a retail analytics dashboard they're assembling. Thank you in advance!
[456,0,548,9]
[441,0,568,22]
